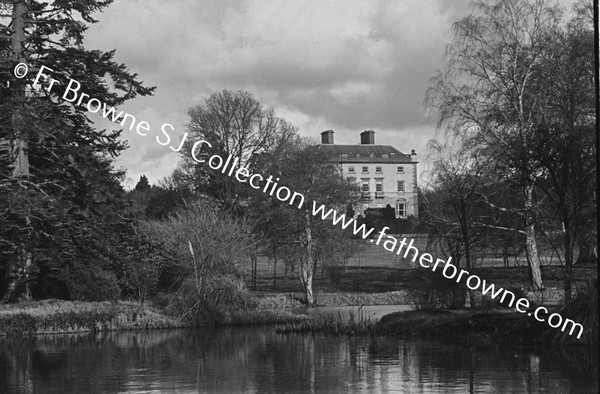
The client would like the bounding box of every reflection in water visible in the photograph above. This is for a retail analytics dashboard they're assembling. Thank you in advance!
[0,327,597,393]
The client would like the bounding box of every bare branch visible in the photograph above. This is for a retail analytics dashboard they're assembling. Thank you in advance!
[471,221,526,235]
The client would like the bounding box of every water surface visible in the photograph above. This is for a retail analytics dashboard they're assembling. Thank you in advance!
[0,326,596,393]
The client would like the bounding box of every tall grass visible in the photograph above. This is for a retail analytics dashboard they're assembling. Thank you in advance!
[0,300,179,336]
[553,279,598,346]
[276,307,376,336]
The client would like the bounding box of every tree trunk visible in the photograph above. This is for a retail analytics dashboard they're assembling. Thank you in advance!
[273,253,277,290]
[300,266,314,306]
[459,204,474,308]
[10,1,28,177]
[23,248,32,300]
[3,1,33,302]
[299,212,315,306]
[562,222,574,302]
[251,256,257,291]
[576,231,597,265]
[524,184,543,290]
[2,272,18,303]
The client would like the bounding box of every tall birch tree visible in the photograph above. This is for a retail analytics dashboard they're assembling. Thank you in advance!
[427,0,565,290]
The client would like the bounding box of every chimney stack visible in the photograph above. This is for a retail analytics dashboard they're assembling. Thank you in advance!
[411,149,418,162]
[321,130,334,144]
[360,130,375,145]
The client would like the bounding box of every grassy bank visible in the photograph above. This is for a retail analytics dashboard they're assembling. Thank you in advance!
[0,299,320,337]
[254,290,408,309]
[374,309,594,347]
[0,291,402,337]
[220,308,311,325]
[0,300,180,336]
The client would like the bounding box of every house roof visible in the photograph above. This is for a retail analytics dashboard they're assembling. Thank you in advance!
[315,144,416,163]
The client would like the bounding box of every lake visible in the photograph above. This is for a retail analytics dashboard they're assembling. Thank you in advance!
[1,324,597,393]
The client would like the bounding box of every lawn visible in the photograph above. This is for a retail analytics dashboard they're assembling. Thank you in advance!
[239,237,596,295]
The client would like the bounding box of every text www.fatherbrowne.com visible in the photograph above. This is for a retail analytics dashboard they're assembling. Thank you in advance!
[22,63,585,341]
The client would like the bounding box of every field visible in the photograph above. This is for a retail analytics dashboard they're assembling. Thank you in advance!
[240,237,595,295]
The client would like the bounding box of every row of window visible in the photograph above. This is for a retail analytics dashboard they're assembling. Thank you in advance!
[349,179,405,193]
[348,166,404,174]
[339,153,399,158]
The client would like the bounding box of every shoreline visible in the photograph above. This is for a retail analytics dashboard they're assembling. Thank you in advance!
[1,295,596,350]
[374,309,597,348]
[0,294,405,337]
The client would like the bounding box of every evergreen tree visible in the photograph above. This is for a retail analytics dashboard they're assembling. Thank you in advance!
[0,0,154,300]
[134,175,151,192]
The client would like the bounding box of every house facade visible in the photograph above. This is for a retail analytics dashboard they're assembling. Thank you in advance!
[316,130,418,218]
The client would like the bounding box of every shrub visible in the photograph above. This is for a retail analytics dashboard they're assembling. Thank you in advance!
[163,275,255,326]
[59,264,121,301]
[407,267,465,311]
[478,286,528,309]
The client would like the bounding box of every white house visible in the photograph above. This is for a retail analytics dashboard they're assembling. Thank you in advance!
[316,130,418,218]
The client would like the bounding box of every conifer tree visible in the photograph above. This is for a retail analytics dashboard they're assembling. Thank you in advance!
[0,0,154,300]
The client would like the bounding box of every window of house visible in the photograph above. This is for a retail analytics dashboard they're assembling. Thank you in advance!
[362,166,369,173]
[397,166,404,174]
[375,166,382,174]
[376,180,383,192]
[395,202,406,218]
[348,166,355,173]
[397,181,405,192]
[347,177,356,183]
[361,180,369,192]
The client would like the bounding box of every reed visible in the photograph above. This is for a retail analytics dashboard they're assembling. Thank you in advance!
[553,279,598,346]
[276,306,376,336]
[0,300,179,336]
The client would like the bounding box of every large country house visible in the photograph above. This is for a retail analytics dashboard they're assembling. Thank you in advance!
[316,130,418,218]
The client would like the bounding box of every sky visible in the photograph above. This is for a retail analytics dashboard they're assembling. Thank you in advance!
[84,0,476,188]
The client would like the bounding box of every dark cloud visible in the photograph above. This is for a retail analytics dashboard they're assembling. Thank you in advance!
[84,0,474,185]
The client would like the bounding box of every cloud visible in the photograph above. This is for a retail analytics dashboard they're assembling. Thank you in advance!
[85,0,471,185]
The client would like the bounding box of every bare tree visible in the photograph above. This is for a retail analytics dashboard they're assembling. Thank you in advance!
[180,90,298,212]
[424,140,489,271]
[257,145,359,305]
[531,0,596,300]
[427,0,566,290]
[141,202,261,319]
